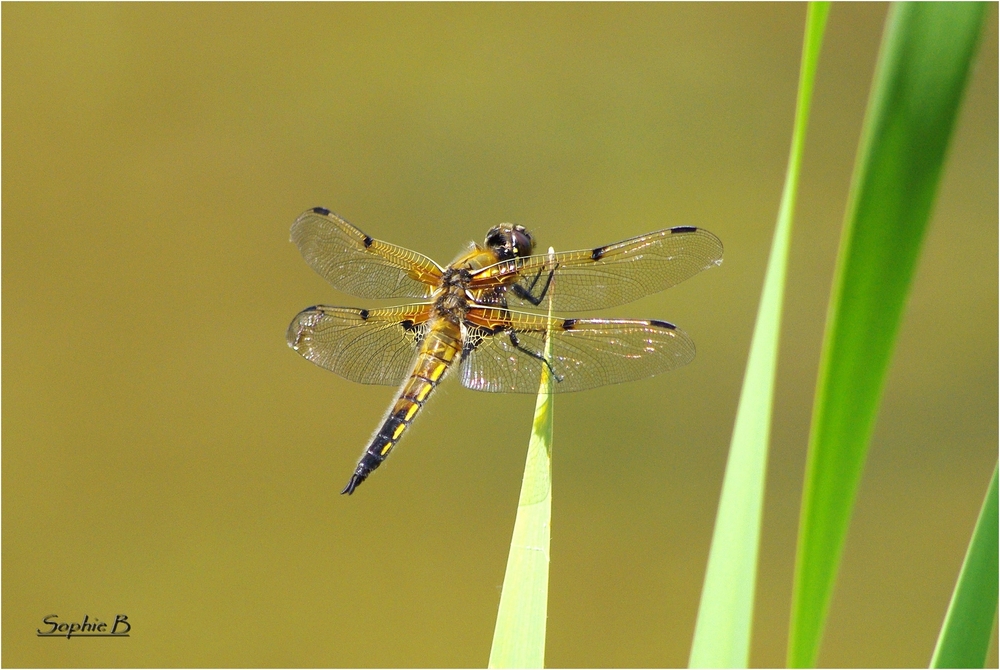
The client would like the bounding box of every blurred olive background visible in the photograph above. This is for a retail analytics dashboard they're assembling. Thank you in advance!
[3,3,996,668]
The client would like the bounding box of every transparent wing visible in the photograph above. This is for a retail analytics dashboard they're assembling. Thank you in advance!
[460,307,696,393]
[470,226,722,312]
[287,304,432,386]
[291,208,443,300]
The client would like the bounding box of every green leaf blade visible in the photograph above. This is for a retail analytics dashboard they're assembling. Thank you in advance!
[931,464,999,669]
[489,260,556,670]
[688,4,829,668]
[787,4,988,667]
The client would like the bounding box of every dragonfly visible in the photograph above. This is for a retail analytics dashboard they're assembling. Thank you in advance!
[287,207,723,494]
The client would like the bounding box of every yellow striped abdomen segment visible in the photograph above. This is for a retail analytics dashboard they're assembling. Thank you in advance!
[341,323,461,494]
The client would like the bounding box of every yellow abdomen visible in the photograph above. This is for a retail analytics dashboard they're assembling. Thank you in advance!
[341,319,462,494]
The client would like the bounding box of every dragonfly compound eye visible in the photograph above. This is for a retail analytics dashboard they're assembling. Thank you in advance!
[511,228,534,256]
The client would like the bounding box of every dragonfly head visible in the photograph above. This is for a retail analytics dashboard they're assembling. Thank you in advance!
[485,223,534,261]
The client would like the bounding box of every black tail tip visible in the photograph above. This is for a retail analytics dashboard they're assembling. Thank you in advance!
[341,473,365,495]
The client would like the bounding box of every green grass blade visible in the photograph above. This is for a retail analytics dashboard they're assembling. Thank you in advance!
[787,4,987,667]
[688,4,829,668]
[489,252,556,670]
[931,464,999,669]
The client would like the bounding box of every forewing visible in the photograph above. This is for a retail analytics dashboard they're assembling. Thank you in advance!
[460,308,695,393]
[291,208,443,300]
[287,304,431,386]
[471,226,722,311]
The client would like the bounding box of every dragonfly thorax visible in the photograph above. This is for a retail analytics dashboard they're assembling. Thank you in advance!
[433,267,474,323]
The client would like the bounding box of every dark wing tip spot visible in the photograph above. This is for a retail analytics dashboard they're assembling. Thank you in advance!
[563,318,577,330]
[312,206,332,216]
[649,319,677,330]
[363,235,374,248]
[359,309,370,320]
[670,226,698,234]
[591,247,605,261]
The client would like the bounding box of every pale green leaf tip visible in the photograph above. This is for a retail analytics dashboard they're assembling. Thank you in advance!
[489,253,556,669]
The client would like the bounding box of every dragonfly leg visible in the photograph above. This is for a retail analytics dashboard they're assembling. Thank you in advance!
[510,266,557,306]
[523,268,545,292]
[507,331,563,383]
